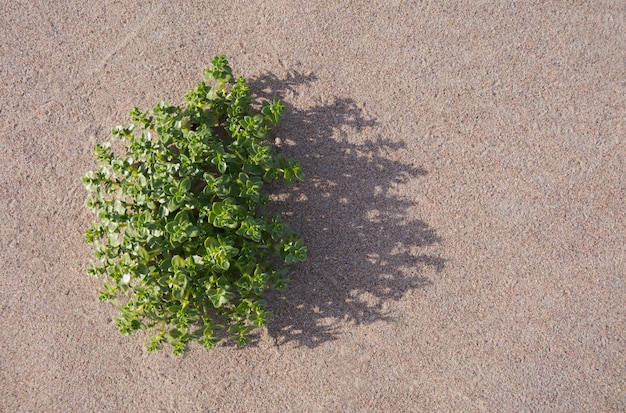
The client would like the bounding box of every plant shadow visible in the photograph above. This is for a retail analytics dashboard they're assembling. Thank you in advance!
[247,70,445,348]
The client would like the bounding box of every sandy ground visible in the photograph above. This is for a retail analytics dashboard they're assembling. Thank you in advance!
[1,1,624,411]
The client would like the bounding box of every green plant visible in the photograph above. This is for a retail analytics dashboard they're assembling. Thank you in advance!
[83,56,306,355]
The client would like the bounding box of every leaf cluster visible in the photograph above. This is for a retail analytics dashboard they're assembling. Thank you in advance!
[83,56,306,354]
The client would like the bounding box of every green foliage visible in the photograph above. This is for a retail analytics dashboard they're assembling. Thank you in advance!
[83,56,306,355]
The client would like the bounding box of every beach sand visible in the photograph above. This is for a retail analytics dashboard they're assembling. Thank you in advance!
[1,1,624,411]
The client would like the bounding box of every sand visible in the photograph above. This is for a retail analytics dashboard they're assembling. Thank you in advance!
[1,1,624,411]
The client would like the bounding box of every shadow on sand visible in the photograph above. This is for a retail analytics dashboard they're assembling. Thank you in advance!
[248,70,444,348]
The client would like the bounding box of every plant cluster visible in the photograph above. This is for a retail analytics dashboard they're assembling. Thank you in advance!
[83,56,306,354]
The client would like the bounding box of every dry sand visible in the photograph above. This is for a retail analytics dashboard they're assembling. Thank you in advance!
[1,1,624,411]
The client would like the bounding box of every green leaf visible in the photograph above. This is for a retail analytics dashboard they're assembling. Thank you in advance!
[207,287,234,308]
[171,255,186,269]
[137,246,150,262]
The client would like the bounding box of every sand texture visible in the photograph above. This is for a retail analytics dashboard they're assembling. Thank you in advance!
[1,1,624,411]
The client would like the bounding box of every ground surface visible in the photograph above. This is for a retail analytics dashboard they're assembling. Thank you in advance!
[1,1,624,412]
